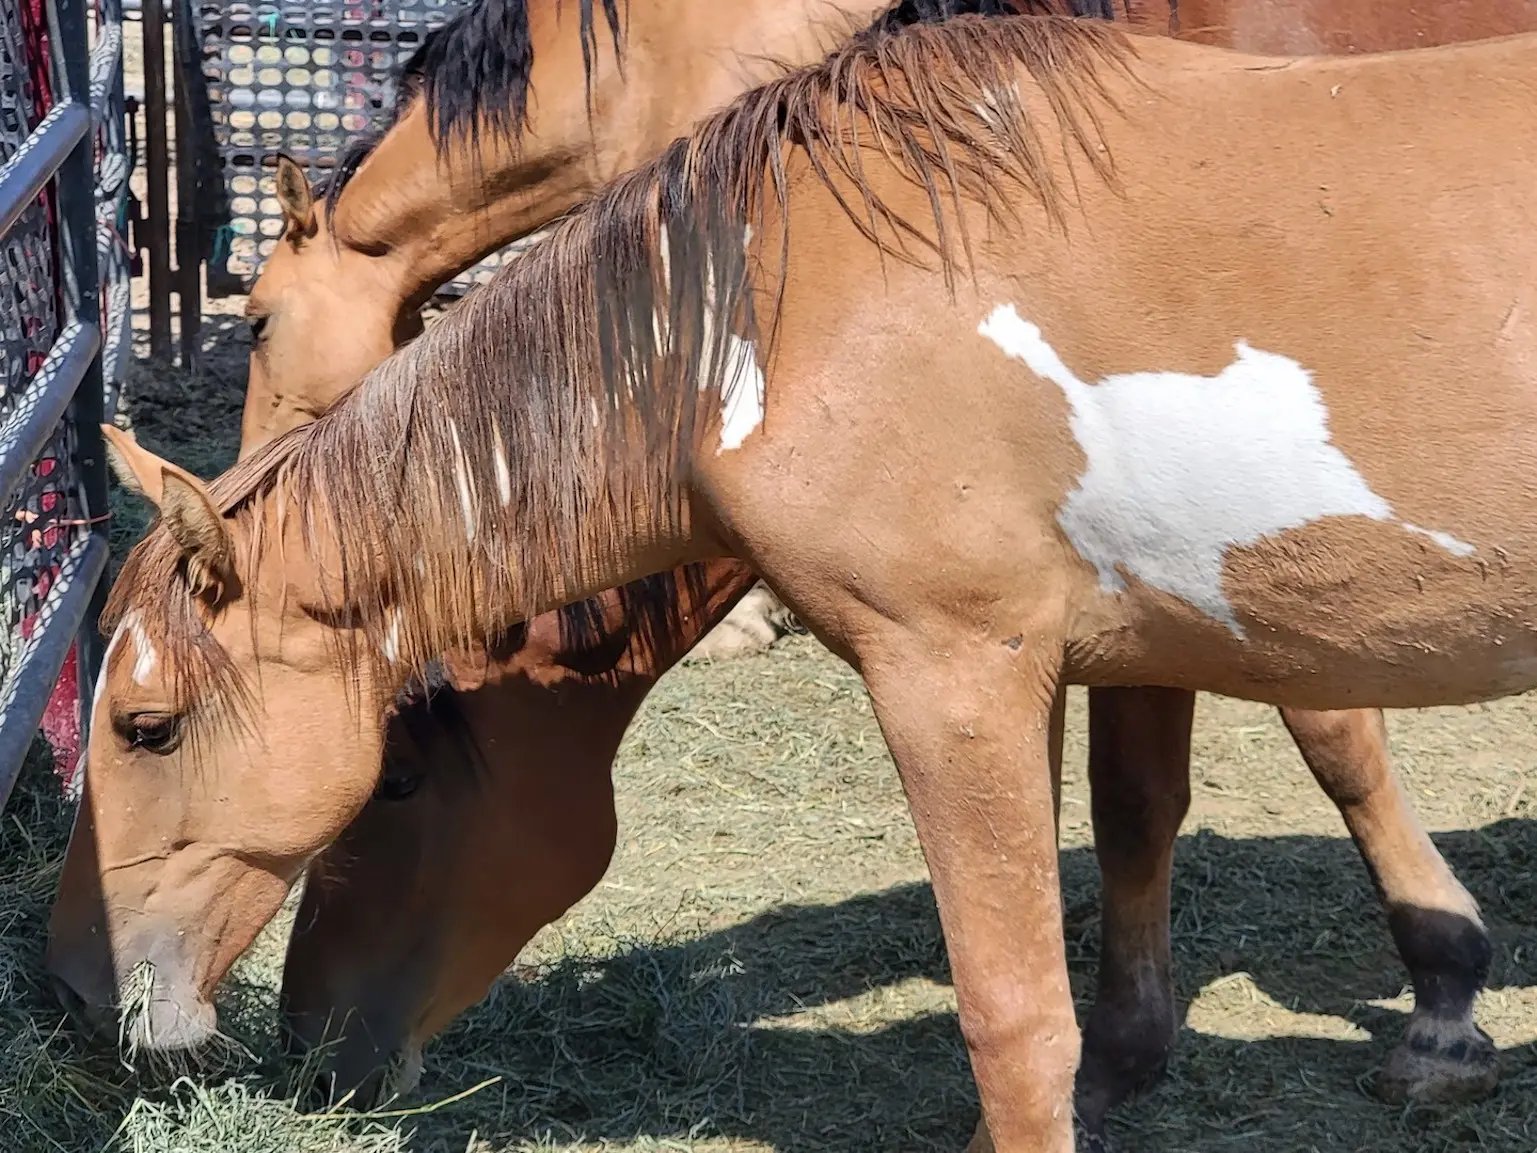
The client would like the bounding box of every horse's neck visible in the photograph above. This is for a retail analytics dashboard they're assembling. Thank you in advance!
[328,0,917,307]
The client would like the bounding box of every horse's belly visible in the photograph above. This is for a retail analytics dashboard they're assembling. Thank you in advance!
[1068,510,1537,711]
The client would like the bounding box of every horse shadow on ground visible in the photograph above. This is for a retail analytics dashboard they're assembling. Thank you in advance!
[387,820,1537,1152]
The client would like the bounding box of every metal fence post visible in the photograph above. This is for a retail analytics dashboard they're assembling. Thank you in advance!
[141,0,172,358]
[50,0,110,730]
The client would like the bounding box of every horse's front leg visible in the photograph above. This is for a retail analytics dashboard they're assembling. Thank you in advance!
[858,617,1078,1153]
[1279,706,1496,1102]
[1074,686,1195,1133]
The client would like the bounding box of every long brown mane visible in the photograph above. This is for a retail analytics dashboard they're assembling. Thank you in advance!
[109,16,1134,722]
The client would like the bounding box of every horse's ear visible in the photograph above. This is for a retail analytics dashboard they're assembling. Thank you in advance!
[273,153,316,240]
[159,470,234,601]
[100,424,233,600]
[102,423,167,504]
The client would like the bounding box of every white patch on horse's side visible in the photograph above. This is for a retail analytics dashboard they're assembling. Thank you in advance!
[124,609,157,685]
[490,417,512,507]
[977,303,1475,636]
[447,419,478,542]
[380,608,403,665]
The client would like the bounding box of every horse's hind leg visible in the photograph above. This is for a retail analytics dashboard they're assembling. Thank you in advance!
[1074,686,1194,1136]
[1280,707,1496,1103]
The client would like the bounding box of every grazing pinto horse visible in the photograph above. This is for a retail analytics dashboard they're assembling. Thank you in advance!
[259,0,1528,1119]
[46,18,1537,1148]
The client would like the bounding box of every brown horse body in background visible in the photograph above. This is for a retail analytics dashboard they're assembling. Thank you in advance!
[48,17,1537,1150]
[251,0,1536,1121]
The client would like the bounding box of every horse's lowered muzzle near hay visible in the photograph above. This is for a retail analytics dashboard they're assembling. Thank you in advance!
[276,561,759,1106]
[47,788,224,1055]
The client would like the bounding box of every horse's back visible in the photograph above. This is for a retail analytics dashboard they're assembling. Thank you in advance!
[1175,0,1537,54]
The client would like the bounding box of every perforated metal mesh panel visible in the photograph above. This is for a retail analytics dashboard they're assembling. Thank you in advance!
[0,0,92,744]
[194,0,509,296]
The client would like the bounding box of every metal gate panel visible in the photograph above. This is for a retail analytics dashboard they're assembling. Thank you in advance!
[193,0,510,297]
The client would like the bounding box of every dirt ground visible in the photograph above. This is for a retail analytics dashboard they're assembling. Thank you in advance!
[4,14,1535,1153]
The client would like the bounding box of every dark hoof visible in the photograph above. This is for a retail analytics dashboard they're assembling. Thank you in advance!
[1075,1006,1174,1135]
[1378,1016,1499,1104]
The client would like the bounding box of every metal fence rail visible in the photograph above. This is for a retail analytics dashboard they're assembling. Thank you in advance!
[0,0,119,806]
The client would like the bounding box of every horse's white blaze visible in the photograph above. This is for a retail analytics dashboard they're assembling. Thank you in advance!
[381,608,403,665]
[77,615,134,787]
[447,419,478,542]
[490,418,512,507]
[977,303,1475,636]
[125,609,157,685]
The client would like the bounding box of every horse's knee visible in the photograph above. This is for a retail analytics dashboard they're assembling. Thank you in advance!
[1087,686,1195,853]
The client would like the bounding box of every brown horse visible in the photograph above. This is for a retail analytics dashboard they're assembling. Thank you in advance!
[280,558,756,1104]
[49,18,1537,1149]
[255,0,1527,1121]
[1171,0,1537,51]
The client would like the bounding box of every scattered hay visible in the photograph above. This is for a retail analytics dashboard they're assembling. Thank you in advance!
[0,745,132,1152]
[112,1082,406,1153]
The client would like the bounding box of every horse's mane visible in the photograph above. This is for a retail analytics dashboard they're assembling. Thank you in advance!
[321,0,1110,219]
[111,15,1134,724]
[412,0,623,153]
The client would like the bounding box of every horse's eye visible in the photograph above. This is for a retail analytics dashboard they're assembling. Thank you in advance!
[375,772,423,802]
[248,314,270,342]
[126,713,182,755]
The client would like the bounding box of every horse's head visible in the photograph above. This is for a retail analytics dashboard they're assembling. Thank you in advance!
[47,426,393,1054]
[279,561,760,1102]
[239,155,424,457]
[278,637,625,1103]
